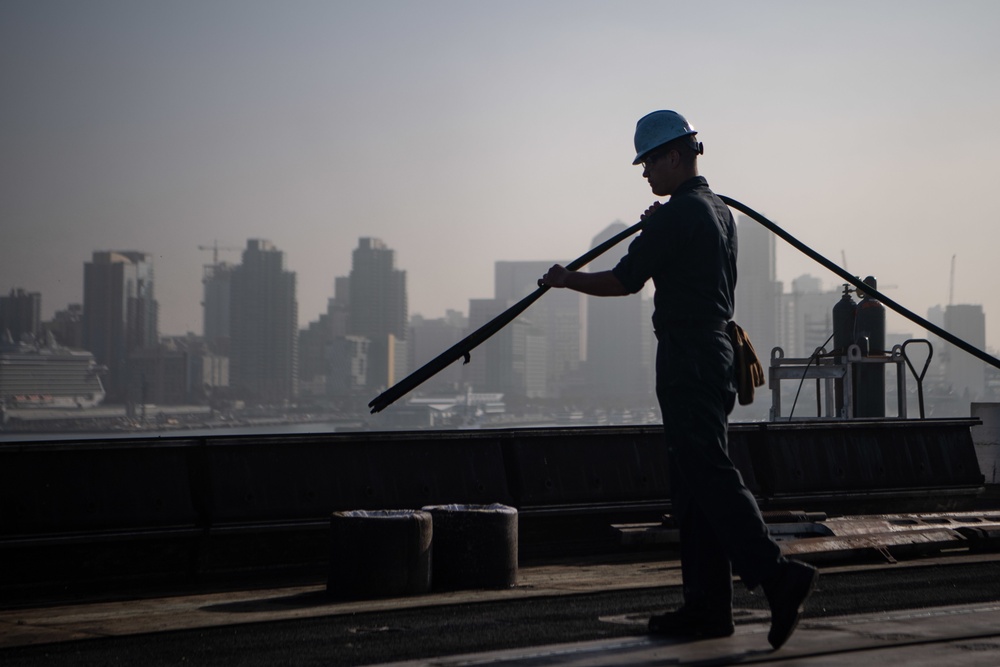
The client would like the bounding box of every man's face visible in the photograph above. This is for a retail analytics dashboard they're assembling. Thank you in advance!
[640,147,677,197]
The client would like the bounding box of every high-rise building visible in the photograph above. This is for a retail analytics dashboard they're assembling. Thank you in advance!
[584,222,652,405]
[202,262,234,354]
[330,276,350,338]
[465,297,546,399]
[229,239,298,403]
[297,314,334,398]
[347,238,407,390]
[324,276,362,399]
[943,304,987,403]
[494,261,584,397]
[127,341,191,406]
[330,335,369,397]
[83,251,158,402]
[0,288,41,343]
[780,275,838,358]
[298,280,354,399]
[45,304,84,349]
[408,310,467,394]
[464,298,505,392]
[735,215,782,362]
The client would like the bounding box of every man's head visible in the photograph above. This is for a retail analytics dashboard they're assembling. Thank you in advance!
[633,110,704,196]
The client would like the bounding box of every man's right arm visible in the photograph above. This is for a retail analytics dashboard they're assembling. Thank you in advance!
[539,266,629,297]
[539,201,664,297]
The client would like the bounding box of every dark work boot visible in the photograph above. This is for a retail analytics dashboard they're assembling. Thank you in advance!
[763,560,818,650]
[648,606,734,639]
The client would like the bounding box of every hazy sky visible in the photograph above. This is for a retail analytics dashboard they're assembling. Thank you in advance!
[3,1,1000,351]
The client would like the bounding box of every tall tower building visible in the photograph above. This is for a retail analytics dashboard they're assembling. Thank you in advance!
[464,297,546,399]
[327,276,371,399]
[735,215,782,362]
[331,276,351,338]
[202,262,234,354]
[494,260,584,397]
[46,304,84,349]
[229,239,298,403]
[464,298,505,392]
[0,288,42,343]
[83,251,158,402]
[585,222,652,406]
[408,310,467,394]
[781,275,838,358]
[299,278,353,399]
[347,238,408,390]
[943,304,987,404]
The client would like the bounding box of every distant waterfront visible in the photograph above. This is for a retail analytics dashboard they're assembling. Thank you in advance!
[0,404,668,442]
[0,420,356,443]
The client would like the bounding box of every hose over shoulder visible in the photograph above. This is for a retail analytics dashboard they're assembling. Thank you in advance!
[720,194,1000,373]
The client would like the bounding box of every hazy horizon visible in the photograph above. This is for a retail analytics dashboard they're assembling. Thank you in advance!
[4,1,1000,351]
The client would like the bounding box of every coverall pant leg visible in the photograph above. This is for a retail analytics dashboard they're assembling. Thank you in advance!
[656,329,783,614]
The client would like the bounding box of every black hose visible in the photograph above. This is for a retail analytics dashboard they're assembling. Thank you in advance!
[368,219,645,414]
[720,195,1000,373]
[370,195,999,415]
[788,332,836,421]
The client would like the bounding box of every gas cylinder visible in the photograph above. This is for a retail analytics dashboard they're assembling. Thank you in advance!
[854,276,886,418]
[832,284,857,415]
[832,284,857,355]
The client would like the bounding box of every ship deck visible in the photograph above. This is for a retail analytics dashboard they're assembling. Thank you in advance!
[3,545,1000,666]
[2,420,997,664]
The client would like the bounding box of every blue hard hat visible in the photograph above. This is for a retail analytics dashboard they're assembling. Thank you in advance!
[632,110,698,165]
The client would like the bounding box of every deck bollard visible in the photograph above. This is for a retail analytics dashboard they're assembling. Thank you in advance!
[327,509,432,599]
[422,503,518,590]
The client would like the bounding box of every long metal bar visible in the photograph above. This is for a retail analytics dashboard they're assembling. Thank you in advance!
[721,195,1000,373]
[368,219,645,413]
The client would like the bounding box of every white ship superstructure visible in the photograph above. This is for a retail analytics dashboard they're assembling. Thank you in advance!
[0,337,106,408]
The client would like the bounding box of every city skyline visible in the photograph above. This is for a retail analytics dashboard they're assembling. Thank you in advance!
[3,2,1000,350]
[4,223,998,359]
[2,232,995,422]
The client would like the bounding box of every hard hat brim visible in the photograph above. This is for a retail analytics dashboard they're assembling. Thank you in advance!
[631,132,698,165]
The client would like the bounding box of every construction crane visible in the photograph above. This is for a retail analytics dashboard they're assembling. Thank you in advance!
[198,241,241,282]
[198,241,241,266]
[949,254,956,305]
[839,251,897,290]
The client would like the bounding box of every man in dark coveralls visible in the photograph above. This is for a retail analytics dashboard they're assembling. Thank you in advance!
[538,110,817,650]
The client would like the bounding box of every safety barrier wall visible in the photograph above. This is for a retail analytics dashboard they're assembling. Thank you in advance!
[502,428,669,506]
[0,421,984,537]
[202,434,512,523]
[0,439,202,534]
[749,420,984,511]
[0,419,985,590]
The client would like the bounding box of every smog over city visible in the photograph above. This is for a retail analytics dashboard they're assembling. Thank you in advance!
[2,1,1000,431]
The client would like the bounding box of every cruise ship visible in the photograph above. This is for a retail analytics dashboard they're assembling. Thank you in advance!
[0,334,105,409]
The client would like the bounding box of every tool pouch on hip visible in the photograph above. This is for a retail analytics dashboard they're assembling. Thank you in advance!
[725,321,765,405]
